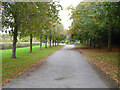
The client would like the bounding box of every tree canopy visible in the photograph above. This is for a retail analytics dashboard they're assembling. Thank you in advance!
[2,2,66,58]
[69,2,120,50]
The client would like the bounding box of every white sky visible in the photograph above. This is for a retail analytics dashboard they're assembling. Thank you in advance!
[58,0,83,30]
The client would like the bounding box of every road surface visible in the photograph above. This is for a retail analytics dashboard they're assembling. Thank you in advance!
[3,45,118,88]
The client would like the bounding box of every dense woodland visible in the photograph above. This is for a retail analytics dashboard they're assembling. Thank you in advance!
[68,2,120,50]
[2,2,66,58]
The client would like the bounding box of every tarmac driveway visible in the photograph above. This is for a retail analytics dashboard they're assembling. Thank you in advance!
[3,45,118,88]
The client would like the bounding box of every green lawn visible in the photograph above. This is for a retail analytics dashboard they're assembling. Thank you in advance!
[1,45,64,82]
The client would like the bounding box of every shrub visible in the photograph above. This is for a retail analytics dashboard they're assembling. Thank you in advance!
[65,40,69,44]
[70,42,74,44]
[61,40,65,43]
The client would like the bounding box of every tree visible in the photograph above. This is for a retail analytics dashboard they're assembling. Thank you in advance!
[2,1,64,59]
[2,2,30,58]
[69,2,119,50]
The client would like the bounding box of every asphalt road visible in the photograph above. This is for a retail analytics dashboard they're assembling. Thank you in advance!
[3,45,118,88]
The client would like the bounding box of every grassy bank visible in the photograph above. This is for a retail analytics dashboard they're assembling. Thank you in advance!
[1,45,64,85]
[75,44,119,84]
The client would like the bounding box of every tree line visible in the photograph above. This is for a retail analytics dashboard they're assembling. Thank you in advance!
[2,2,66,58]
[68,2,120,51]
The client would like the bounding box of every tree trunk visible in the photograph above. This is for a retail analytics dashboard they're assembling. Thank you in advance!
[49,36,51,47]
[57,40,59,45]
[40,34,42,50]
[12,26,18,59]
[45,35,47,48]
[90,38,92,47]
[97,36,101,49]
[55,39,56,46]
[30,34,32,53]
[58,40,60,45]
[97,30,101,49]
[93,38,96,48]
[53,38,54,47]
[87,40,89,46]
[108,29,112,51]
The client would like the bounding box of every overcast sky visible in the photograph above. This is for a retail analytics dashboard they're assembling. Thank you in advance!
[58,0,83,30]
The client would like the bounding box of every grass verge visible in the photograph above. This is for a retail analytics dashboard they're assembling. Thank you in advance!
[1,45,64,86]
[74,44,119,85]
